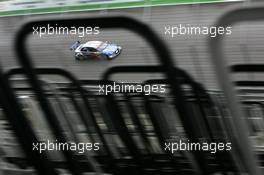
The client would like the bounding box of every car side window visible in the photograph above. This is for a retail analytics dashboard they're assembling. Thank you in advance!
[87,47,98,52]
[81,47,89,52]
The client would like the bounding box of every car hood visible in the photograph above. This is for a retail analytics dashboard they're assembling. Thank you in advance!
[102,44,118,55]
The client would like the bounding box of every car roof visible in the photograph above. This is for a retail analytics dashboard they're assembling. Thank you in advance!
[82,41,106,49]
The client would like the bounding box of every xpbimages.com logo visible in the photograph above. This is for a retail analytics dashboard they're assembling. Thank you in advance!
[32,140,100,154]
[32,24,100,37]
[98,82,166,95]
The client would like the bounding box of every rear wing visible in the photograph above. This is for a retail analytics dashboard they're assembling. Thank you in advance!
[69,41,81,50]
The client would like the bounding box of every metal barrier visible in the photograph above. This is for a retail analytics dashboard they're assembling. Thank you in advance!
[0,9,262,175]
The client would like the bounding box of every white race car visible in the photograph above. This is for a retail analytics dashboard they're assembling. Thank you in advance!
[70,41,122,61]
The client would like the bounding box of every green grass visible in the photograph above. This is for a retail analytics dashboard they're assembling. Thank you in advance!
[0,0,228,17]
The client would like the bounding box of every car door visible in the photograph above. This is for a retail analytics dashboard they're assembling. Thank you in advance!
[87,47,100,59]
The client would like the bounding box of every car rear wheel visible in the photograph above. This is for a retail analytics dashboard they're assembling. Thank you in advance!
[75,55,85,61]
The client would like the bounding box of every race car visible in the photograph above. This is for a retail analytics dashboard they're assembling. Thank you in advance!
[70,40,122,61]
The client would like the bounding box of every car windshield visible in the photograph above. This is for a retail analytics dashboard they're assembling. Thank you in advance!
[97,42,108,51]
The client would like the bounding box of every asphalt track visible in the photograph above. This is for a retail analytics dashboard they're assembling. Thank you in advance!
[1,1,264,89]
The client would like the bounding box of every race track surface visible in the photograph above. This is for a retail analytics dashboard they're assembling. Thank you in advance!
[0,1,264,89]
